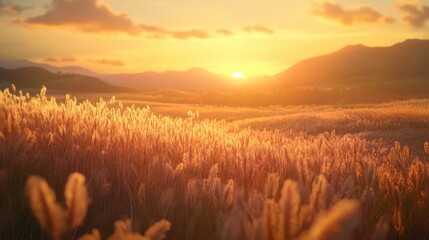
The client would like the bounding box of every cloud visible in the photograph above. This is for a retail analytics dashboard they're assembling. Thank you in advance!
[0,1,29,15]
[44,57,76,63]
[20,0,211,39]
[140,24,210,39]
[43,57,58,62]
[217,29,234,36]
[170,29,209,39]
[397,2,429,27]
[94,59,125,67]
[61,57,76,62]
[243,25,275,34]
[312,2,394,25]
[23,0,141,35]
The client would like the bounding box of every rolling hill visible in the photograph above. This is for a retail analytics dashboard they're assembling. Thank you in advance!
[0,60,232,91]
[0,66,129,92]
[103,67,230,90]
[274,39,429,86]
[0,59,100,78]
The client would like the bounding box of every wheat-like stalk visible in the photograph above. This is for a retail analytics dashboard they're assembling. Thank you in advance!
[303,199,362,240]
[144,220,172,240]
[107,220,147,240]
[371,215,390,240]
[65,172,89,229]
[79,229,101,240]
[278,180,301,240]
[4,87,429,239]
[25,176,67,240]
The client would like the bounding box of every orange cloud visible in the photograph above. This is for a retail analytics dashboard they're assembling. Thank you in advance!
[95,59,124,67]
[397,2,429,27]
[170,29,209,39]
[44,57,58,62]
[44,57,76,63]
[217,29,234,36]
[243,25,275,34]
[312,2,394,25]
[61,57,76,62]
[0,1,29,15]
[20,0,211,39]
[140,24,210,39]
[23,0,140,35]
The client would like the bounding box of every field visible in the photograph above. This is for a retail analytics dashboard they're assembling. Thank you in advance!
[1,86,429,239]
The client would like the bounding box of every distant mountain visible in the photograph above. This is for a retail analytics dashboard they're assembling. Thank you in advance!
[0,60,232,90]
[104,67,229,90]
[274,39,429,86]
[0,59,100,78]
[0,66,129,92]
[4,38,428,93]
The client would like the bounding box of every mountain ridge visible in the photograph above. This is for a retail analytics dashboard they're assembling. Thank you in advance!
[274,39,429,86]
[1,39,429,91]
[0,66,130,93]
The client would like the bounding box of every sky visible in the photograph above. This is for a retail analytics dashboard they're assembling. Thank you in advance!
[0,0,429,76]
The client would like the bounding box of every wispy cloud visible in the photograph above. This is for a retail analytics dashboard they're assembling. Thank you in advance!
[61,57,76,62]
[0,0,29,15]
[312,2,394,25]
[44,57,58,62]
[217,29,234,36]
[94,59,125,67]
[44,57,76,63]
[19,0,210,39]
[170,29,209,39]
[243,25,275,34]
[397,1,429,27]
[22,0,141,35]
[140,24,210,39]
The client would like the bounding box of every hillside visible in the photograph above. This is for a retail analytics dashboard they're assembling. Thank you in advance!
[274,39,429,86]
[104,67,229,90]
[0,60,232,91]
[0,66,129,92]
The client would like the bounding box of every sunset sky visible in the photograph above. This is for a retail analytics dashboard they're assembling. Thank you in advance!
[1,0,429,76]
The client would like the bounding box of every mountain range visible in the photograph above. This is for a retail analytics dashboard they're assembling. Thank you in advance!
[104,67,230,90]
[0,39,428,93]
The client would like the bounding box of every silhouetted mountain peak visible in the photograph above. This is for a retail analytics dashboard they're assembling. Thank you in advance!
[339,44,368,51]
[3,66,53,77]
[0,59,100,77]
[335,44,369,55]
[391,39,429,52]
[275,38,429,86]
[0,66,129,92]
[394,39,429,46]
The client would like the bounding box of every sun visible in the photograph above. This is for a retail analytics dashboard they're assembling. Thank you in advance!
[231,71,246,79]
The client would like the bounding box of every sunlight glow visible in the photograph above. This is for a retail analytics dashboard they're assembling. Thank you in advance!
[231,71,246,79]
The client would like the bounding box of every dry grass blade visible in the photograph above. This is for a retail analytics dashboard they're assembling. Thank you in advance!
[107,220,149,240]
[304,199,362,240]
[25,175,67,240]
[65,172,89,229]
[5,87,429,239]
[262,199,278,240]
[371,215,390,240]
[310,175,333,211]
[79,229,101,240]
[144,220,172,240]
[279,180,301,240]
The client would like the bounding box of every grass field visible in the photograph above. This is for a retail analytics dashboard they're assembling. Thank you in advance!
[1,86,429,239]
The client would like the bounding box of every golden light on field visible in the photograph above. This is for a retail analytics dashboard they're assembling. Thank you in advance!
[231,71,246,79]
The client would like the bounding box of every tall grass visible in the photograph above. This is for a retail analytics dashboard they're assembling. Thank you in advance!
[1,86,428,239]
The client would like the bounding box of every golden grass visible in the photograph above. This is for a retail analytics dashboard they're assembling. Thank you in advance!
[1,86,429,239]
